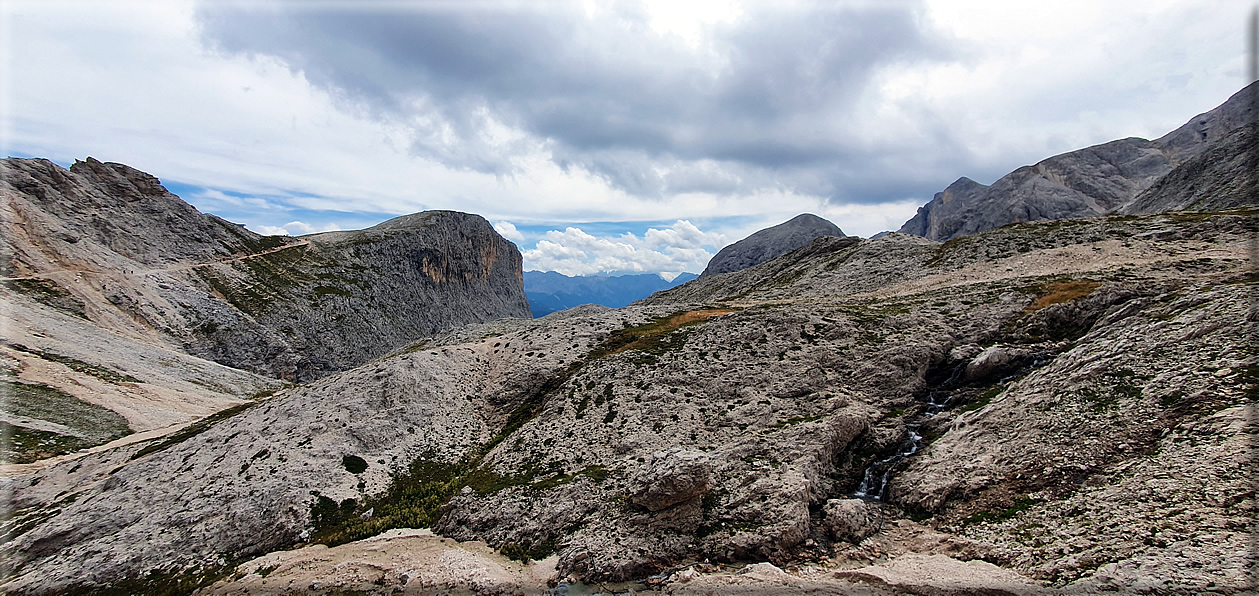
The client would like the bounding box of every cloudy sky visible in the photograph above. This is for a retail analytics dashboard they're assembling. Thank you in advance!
[2,0,1252,278]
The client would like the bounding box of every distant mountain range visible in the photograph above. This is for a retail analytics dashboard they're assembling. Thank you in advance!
[523,270,698,317]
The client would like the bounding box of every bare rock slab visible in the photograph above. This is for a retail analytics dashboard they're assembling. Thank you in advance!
[204,528,548,595]
[835,553,1048,596]
[630,448,713,511]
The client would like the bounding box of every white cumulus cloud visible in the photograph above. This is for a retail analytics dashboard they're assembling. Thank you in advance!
[252,224,290,236]
[249,221,341,236]
[521,220,724,278]
[493,221,525,242]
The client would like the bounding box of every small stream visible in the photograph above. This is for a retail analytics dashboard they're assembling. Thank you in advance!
[850,380,954,501]
[851,353,1051,501]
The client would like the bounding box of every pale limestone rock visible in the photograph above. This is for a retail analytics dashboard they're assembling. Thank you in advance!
[630,449,713,511]
[824,498,883,543]
[836,553,1048,595]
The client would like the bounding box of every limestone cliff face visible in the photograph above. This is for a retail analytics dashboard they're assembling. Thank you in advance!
[191,210,531,379]
[1,158,531,381]
[1120,121,1257,214]
[899,82,1257,241]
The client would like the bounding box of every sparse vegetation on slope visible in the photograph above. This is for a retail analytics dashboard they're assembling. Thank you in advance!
[2,182,1253,594]
[1,380,132,462]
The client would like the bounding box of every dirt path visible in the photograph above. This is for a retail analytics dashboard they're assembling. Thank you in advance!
[0,240,310,282]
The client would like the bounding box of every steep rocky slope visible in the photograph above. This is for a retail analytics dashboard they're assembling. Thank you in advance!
[1,287,284,468]
[898,82,1256,241]
[700,213,844,276]
[1,158,266,272]
[190,211,530,379]
[1120,121,1256,214]
[3,205,1252,594]
[1,158,531,382]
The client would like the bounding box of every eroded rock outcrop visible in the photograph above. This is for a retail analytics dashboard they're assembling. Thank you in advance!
[629,449,713,511]
[824,498,883,544]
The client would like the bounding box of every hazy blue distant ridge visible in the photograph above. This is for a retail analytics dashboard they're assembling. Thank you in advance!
[524,271,698,317]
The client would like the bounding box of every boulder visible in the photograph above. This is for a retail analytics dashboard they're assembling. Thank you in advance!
[964,346,1026,382]
[835,553,1048,595]
[823,498,882,543]
[629,449,713,511]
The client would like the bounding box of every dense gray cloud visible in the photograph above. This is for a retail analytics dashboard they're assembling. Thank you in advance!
[194,0,960,203]
[8,0,1246,275]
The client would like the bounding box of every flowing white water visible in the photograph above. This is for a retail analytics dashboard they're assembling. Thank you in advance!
[851,364,963,501]
[851,353,1052,501]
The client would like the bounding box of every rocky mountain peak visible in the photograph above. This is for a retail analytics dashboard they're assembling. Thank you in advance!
[2,158,531,381]
[68,157,170,199]
[700,213,844,277]
[3,157,262,268]
[897,81,1258,242]
[1156,82,1256,163]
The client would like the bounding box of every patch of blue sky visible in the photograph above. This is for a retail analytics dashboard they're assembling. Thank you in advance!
[163,180,397,237]
[3,153,71,167]
[507,215,756,246]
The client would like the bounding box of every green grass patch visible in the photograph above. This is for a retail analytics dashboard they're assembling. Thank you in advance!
[586,308,734,361]
[130,401,258,460]
[958,385,1005,414]
[925,235,974,268]
[963,497,1037,525]
[3,381,131,448]
[0,421,94,464]
[192,266,273,315]
[1077,367,1145,411]
[574,394,591,419]
[2,278,87,319]
[64,562,236,596]
[500,538,557,563]
[759,267,807,289]
[529,465,611,491]
[310,457,464,545]
[342,455,368,474]
[772,413,825,428]
[7,343,141,384]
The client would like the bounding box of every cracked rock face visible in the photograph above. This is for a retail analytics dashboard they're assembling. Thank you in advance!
[630,449,713,512]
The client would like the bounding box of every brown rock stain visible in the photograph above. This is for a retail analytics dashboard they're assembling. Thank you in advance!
[421,257,448,283]
[1024,280,1102,313]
